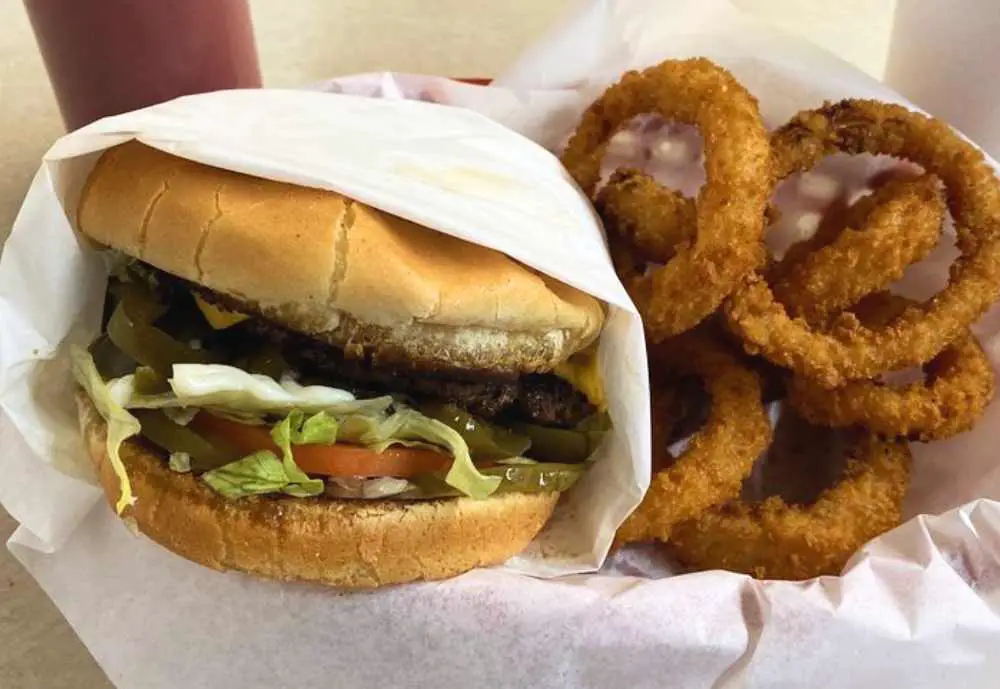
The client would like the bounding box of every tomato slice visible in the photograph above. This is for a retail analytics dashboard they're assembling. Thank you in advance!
[189,413,453,478]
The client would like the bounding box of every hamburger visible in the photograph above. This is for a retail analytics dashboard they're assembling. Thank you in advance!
[72,141,608,588]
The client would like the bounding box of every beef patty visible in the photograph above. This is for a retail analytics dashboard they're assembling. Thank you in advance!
[136,263,595,427]
[272,326,594,426]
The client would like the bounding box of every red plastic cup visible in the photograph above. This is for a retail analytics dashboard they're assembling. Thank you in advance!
[23,0,262,131]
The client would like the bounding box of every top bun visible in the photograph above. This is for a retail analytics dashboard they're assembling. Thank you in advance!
[77,142,604,374]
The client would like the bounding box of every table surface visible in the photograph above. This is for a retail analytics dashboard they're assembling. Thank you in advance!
[0,1,891,687]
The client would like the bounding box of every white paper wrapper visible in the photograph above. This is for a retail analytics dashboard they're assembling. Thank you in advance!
[5,0,1000,687]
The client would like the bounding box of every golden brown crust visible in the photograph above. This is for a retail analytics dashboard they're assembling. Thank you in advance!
[77,392,559,588]
[77,142,605,373]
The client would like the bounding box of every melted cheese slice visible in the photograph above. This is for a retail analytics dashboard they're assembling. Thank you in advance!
[193,293,250,329]
[553,344,605,408]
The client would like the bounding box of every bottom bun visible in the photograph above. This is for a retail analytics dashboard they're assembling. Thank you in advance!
[77,392,559,588]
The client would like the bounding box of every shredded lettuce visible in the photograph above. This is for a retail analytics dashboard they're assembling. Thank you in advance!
[290,410,338,445]
[201,410,328,499]
[70,346,141,513]
[168,364,392,415]
[107,364,393,419]
[201,450,298,498]
[339,408,501,499]
[271,411,327,497]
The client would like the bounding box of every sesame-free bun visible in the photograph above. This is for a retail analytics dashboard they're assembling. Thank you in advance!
[77,391,559,588]
[76,142,604,374]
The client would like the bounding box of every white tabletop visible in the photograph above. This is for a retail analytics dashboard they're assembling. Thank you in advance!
[0,1,892,687]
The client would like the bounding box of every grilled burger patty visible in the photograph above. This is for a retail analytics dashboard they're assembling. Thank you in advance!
[279,327,594,425]
[135,264,595,427]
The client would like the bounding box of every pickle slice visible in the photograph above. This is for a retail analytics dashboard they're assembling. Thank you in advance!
[404,463,583,499]
[132,366,171,395]
[107,283,214,376]
[508,421,605,464]
[134,410,241,473]
[420,403,531,460]
[88,334,136,380]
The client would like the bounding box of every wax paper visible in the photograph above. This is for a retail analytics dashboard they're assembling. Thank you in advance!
[4,0,1000,687]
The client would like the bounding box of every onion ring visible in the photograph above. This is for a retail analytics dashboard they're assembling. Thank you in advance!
[615,330,772,545]
[562,58,773,341]
[788,293,996,441]
[772,164,927,280]
[771,174,945,324]
[724,99,1000,388]
[595,168,695,264]
[768,171,911,285]
[649,382,685,474]
[668,432,912,580]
